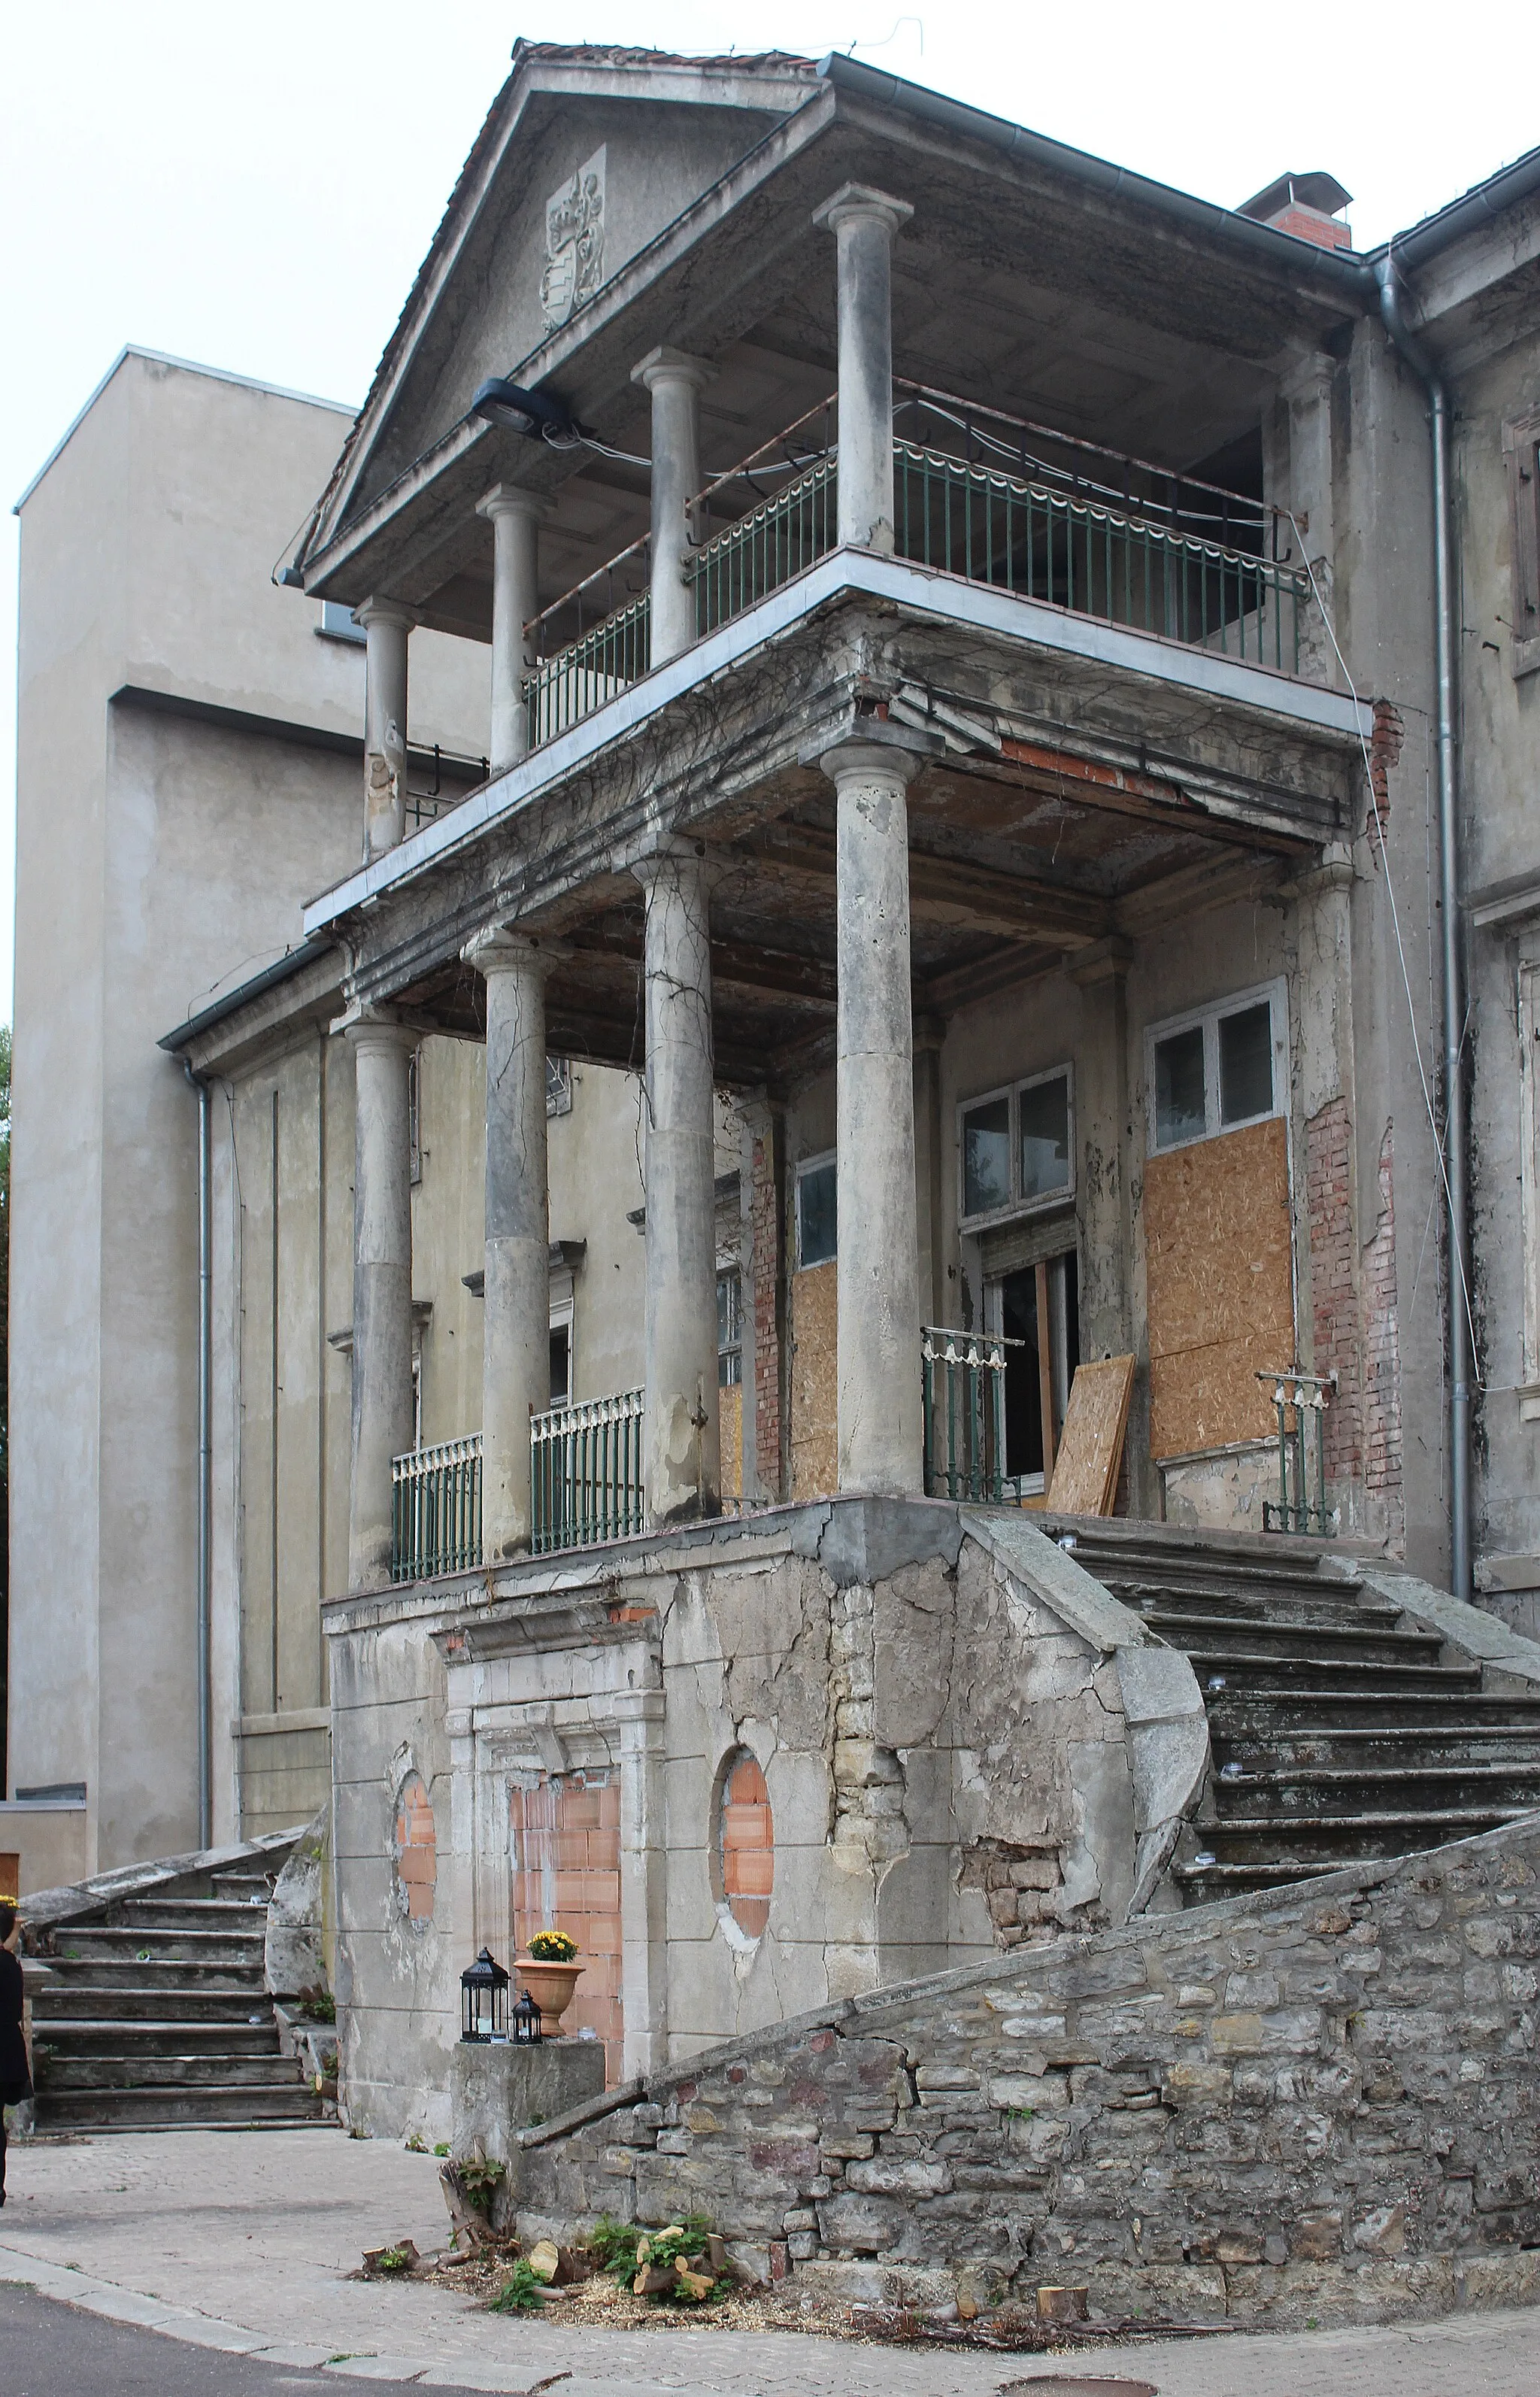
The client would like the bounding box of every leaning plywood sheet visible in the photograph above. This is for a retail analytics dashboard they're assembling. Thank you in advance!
[1143,1115,1294,1460]
[1046,1354,1135,1515]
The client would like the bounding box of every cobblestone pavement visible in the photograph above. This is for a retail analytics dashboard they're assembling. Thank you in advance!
[0,2129,1535,2396]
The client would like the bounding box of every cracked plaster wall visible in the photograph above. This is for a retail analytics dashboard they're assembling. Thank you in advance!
[323,1499,1207,2131]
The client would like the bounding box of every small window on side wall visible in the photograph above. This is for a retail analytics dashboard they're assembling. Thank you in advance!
[1147,982,1286,1155]
[959,1068,1073,1228]
[796,1153,837,1267]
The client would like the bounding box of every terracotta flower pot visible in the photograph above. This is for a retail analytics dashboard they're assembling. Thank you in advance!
[514,1956,584,2031]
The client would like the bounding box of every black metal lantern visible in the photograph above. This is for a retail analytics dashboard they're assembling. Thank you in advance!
[460,1947,510,2044]
[511,1987,543,2046]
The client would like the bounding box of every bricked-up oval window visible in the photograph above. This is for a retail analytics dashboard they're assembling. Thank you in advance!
[718,1751,773,1940]
[393,1773,436,1929]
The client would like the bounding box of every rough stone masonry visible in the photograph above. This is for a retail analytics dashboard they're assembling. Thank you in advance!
[513,1813,1540,2328]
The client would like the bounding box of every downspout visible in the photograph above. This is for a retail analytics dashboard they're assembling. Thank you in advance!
[1375,256,1470,1598]
[183,1057,214,1844]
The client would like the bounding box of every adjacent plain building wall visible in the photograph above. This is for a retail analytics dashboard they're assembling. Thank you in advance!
[7,348,488,1883]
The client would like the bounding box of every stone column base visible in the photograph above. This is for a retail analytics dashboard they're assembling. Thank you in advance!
[449,2038,606,2166]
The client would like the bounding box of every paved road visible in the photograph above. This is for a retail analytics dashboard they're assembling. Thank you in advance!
[0,2281,497,2396]
[1,2128,1537,2395]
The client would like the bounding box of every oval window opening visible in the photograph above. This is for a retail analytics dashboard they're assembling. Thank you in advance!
[719,1750,773,1940]
[393,1771,436,1930]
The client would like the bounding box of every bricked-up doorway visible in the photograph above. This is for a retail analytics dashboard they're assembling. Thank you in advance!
[509,1771,622,2079]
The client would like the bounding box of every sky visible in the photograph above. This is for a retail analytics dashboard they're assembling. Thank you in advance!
[3,0,1532,1024]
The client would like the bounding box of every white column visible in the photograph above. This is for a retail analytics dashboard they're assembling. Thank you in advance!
[823,730,928,1495]
[812,184,913,555]
[633,839,720,1524]
[356,599,414,861]
[476,487,550,772]
[346,1015,418,1588]
[464,928,563,1560]
[632,347,714,666]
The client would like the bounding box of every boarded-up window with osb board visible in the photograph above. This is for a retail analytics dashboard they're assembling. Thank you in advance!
[392,1773,436,1929]
[1144,1114,1295,1459]
[790,1261,838,1499]
[509,1772,622,2080]
[720,1380,742,1501]
[717,1751,773,1939]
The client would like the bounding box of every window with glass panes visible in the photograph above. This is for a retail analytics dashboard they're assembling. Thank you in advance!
[1146,984,1285,1154]
[717,1267,742,1385]
[796,1153,837,1266]
[959,1068,1073,1227]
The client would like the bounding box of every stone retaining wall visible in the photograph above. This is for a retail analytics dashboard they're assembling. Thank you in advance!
[513,1814,1540,2328]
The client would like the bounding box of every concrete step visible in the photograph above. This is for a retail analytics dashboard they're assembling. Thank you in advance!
[53,1926,267,1966]
[33,2085,331,2131]
[1190,1653,1481,1693]
[32,1981,276,2023]
[30,1956,266,1995]
[1196,1806,1526,1865]
[1212,1763,1540,1815]
[1207,1690,1540,1730]
[1214,1727,1540,1768]
[37,2052,303,2092]
[1110,1578,1392,1626]
[34,2017,281,2056]
[120,1896,272,1928]
[1138,1608,1441,1660]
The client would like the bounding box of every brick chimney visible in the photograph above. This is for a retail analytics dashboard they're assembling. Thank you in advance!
[1238,171,1353,253]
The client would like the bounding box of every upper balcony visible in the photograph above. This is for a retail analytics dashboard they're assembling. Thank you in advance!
[525,380,1317,758]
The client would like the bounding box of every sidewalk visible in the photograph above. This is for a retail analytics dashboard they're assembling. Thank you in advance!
[1,2128,1535,2396]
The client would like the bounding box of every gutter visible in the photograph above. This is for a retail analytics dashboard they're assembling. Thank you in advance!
[1375,255,1470,1601]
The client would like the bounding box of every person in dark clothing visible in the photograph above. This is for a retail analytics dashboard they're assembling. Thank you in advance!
[0,1901,31,2207]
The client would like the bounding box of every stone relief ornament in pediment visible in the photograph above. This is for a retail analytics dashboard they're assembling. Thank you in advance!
[541,146,606,331]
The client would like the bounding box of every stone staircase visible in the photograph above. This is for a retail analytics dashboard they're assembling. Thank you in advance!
[27,1846,332,2132]
[1047,1515,1540,1898]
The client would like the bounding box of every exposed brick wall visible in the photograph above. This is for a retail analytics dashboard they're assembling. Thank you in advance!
[1363,1121,1405,1511]
[750,1114,784,1501]
[515,1817,1540,2329]
[1307,1096,1363,1488]
[720,1752,773,1937]
[510,1772,622,2080]
[392,1774,436,1930]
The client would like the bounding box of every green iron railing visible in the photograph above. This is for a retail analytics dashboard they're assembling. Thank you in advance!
[690,457,838,636]
[524,532,652,753]
[1258,1368,1338,1537]
[893,439,1307,672]
[531,1386,645,1555]
[391,1434,482,1582]
[390,1387,646,1578]
[516,384,1314,758]
[922,1326,1013,1504]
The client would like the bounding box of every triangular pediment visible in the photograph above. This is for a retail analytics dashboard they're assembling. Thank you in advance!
[303,45,819,569]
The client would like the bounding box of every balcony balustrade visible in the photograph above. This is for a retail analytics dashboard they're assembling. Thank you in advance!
[921,1324,1013,1505]
[390,1388,645,1580]
[514,384,1314,760]
[392,1328,1046,1581]
[391,1434,483,1581]
[530,1385,645,1555]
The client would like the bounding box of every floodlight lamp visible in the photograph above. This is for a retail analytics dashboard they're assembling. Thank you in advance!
[471,378,575,442]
